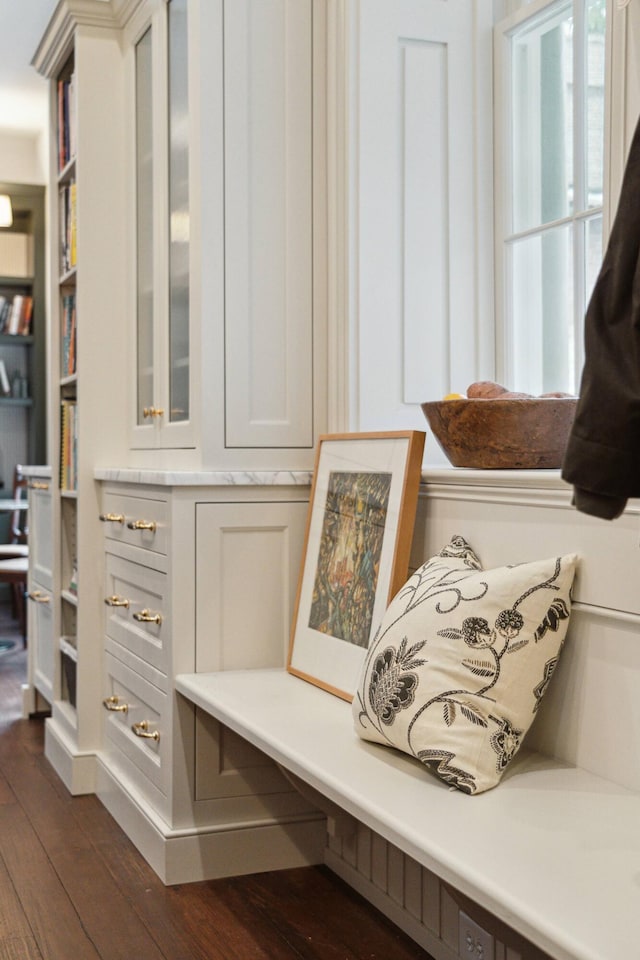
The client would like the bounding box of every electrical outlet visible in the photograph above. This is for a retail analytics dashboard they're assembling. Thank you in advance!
[459,910,495,960]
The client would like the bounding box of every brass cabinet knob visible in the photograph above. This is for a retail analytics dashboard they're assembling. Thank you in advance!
[99,512,125,524]
[143,406,164,419]
[29,481,50,491]
[132,608,162,625]
[131,719,160,741]
[104,595,130,609]
[126,519,156,532]
[102,695,128,714]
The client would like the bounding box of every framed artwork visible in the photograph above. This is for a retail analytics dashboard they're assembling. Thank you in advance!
[287,431,425,701]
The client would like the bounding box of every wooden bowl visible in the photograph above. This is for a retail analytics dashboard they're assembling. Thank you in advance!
[421,397,578,469]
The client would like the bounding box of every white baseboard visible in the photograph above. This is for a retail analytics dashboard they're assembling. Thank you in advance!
[44,716,96,795]
[95,757,327,884]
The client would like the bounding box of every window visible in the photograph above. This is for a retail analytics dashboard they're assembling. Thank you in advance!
[495,0,606,396]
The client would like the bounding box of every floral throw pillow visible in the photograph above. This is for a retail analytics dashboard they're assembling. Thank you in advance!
[352,535,577,794]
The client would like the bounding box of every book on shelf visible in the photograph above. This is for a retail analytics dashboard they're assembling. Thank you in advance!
[2,294,33,336]
[19,296,33,335]
[59,181,77,275]
[60,398,78,491]
[61,292,76,377]
[0,294,33,336]
[69,182,77,268]
[7,295,22,334]
[57,71,76,171]
[0,360,9,396]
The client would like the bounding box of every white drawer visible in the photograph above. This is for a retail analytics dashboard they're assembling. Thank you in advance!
[104,553,168,674]
[100,492,168,556]
[103,652,167,796]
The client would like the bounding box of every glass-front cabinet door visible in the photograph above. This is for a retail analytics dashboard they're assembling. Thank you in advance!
[131,0,194,449]
[135,24,154,425]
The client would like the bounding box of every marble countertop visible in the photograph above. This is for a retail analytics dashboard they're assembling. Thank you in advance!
[20,465,52,479]
[94,467,314,487]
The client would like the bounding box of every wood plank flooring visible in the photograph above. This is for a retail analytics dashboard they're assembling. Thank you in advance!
[0,606,435,960]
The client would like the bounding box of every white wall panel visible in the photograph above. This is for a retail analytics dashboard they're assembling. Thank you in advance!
[224,0,314,448]
[413,474,640,793]
[350,0,493,464]
[402,40,449,405]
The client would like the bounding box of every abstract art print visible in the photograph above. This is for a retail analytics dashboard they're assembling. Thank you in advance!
[288,432,425,700]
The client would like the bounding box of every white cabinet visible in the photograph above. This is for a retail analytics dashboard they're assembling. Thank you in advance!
[96,477,325,883]
[127,0,327,468]
[24,469,54,711]
[222,0,314,449]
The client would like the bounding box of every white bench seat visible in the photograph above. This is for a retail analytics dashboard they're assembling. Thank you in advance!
[175,667,640,960]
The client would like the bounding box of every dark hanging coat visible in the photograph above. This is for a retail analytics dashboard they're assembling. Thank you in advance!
[561,118,640,519]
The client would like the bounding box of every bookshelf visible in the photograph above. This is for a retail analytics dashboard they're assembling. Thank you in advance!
[55,53,78,721]
[0,186,46,477]
[33,0,128,794]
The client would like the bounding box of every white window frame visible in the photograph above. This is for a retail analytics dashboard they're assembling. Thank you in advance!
[494,0,606,395]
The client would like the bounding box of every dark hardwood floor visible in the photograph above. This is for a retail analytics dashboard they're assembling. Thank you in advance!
[0,604,434,960]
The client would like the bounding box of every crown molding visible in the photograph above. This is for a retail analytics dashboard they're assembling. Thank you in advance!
[31,0,150,78]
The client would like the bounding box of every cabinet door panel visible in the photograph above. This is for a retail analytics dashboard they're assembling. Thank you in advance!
[194,498,307,801]
[195,500,307,672]
[224,0,313,448]
[29,584,54,703]
[30,485,53,590]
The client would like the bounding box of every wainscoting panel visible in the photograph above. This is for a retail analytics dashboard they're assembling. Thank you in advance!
[326,821,552,959]
[324,471,628,960]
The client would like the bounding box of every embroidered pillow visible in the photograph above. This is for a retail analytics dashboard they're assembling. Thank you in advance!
[352,536,577,794]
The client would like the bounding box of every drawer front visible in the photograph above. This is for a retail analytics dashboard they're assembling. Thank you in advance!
[104,553,168,674]
[103,652,167,795]
[100,492,168,556]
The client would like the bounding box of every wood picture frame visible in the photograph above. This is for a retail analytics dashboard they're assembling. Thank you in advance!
[287,431,426,701]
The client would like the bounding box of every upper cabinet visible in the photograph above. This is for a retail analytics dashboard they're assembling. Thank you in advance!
[127,0,327,468]
[128,0,194,451]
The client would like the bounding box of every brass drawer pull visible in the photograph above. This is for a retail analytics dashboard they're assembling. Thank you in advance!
[127,519,157,532]
[103,695,128,714]
[132,608,162,625]
[29,480,50,491]
[104,595,130,609]
[27,590,50,603]
[99,512,125,524]
[143,406,164,419]
[131,719,160,741]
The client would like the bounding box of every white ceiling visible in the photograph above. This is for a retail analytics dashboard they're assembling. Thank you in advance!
[0,1,58,134]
